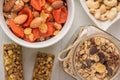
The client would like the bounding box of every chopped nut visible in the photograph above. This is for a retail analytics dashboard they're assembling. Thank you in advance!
[29,33,34,41]
[33,11,40,18]
[53,30,60,36]
[54,22,62,30]
[39,24,48,33]
[40,11,49,23]
[90,54,99,62]
[24,28,32,35]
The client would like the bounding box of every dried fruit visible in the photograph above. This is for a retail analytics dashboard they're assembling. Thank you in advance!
[95,63,106,73]
[86,59,92,68]
[98,52,106,63]
[89,46,98,55]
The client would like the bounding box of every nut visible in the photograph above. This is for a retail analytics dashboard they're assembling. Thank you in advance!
[107,7,117,20]
[14,14,28,25]
[29,33,34,41]
[86,0,100,9]
[3,0,16,12]
[52,0,64,9]
[33,11,40,18]
[53,30,60,36]
[24,28,32,35]
[30,17,42,28]
[40,11,49,23]
[54,22,62,30]
[39,24,48,33]
[12,0,24,12]
[90,54,99,62]
[104,0,117,7]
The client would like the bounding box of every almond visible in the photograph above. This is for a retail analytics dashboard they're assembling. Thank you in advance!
[14,14,28,25]
[30,17,42,28]
[52,0,63,9]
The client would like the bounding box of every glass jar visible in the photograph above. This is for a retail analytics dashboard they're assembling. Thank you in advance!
[58,25,120,80]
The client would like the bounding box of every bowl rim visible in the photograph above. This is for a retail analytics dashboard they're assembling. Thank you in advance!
[0,0,75,48]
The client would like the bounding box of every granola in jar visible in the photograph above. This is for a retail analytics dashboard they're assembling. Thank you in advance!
[74,36,120,80]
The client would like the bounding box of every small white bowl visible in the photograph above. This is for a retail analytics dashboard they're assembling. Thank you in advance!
[0,0,74,48]
[80,0,120,30]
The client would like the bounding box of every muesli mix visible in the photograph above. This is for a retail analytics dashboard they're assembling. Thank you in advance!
[74,36,120,80]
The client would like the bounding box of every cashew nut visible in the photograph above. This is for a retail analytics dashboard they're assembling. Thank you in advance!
[86,0,100,9]
[99,4,107,14]
[104,0,117,7]
[98,0,102,3]
[94,9,101,19]
[107,7,117,20]
[89,8,96,14]
[100,11,109,21]
[117,3,120,12]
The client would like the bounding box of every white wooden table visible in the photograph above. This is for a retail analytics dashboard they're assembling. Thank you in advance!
[1,0,120,80]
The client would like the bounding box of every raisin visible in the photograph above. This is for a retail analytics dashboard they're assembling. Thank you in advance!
[86,59,92,68]
[98,52,106,63]
[89,46,98,55]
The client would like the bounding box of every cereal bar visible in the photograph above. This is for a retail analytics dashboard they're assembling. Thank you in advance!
[32,52,54,80]
[3,44,24,80]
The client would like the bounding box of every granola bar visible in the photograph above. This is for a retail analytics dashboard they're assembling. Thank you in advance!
[32,52,54,80]
[3,44,24,80]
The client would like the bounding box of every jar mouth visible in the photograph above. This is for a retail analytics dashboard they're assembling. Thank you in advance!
[72,34,120,80]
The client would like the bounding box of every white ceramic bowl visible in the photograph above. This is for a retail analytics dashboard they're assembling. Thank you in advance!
[80,0,120,30]
[0,0,74,48]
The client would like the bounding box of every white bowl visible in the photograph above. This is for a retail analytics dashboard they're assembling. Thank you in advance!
[80,0,120,30]
[0,0,74,48]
